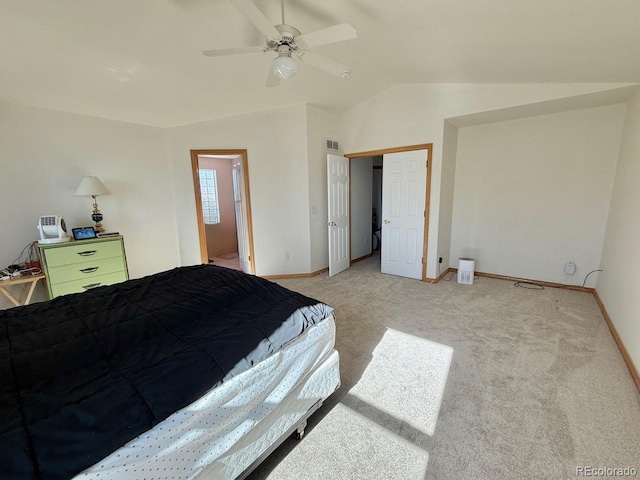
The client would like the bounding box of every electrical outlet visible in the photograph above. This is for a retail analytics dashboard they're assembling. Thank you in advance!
[283,251,289,261]
[364,236,368,244]
[564,259,576,275]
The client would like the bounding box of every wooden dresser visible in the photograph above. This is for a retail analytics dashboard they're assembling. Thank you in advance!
[38,236,129,299]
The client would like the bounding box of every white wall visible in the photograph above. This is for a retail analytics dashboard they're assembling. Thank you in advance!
[449,105,625,285]
[306,106,342,273]
[2,82,634,307]
[167,104,312,276]
[340,83,632,278]
[598,89,640,372]
[350,157,373,260]
[0,101,181,308]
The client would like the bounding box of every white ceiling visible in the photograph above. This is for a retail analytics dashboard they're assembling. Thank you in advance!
[2,0,639,127]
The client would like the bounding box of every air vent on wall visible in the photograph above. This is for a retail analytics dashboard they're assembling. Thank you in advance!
[325,138,340,151]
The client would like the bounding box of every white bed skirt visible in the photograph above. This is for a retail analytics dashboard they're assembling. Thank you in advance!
[75,315,340,480]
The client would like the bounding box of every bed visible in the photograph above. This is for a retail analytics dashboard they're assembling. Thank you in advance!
[1,264,340,480]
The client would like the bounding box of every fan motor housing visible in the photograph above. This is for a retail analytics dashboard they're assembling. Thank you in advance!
[267,24,302,49]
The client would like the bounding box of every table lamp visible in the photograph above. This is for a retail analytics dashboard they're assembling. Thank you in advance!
[74,176,111,233]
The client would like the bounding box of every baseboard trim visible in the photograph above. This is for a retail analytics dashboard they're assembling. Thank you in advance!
[262,267,329,280]
[593,291,640,392]
[430,268,453,284]
[449,269,595,293]
[265,253,374,280]
[350,253,372,265]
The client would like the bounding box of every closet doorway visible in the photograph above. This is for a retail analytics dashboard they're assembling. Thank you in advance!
[347,143,433,281]
[190,149,255,274]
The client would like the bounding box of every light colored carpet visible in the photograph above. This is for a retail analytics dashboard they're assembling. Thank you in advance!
[247,255,640,480]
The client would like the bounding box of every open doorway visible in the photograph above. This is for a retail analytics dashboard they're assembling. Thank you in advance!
[372,157,383,254]
[190,149,255,274]
[346,144,433,281]
[349,155,382,264]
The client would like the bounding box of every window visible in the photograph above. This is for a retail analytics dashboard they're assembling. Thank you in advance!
[199,169,220,224]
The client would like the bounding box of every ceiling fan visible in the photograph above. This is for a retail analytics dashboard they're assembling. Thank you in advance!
[203,0,357,87]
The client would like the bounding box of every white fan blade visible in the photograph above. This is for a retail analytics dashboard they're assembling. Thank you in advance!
[231,0,281,40]
[295,23,356,49]
[203,46,265,57]
[266,68,281,87]
[298,51,351,79]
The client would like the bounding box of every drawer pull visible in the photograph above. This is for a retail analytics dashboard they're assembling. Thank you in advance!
[77,250,97,256]
[82,283,101,290]
[80,267,99,273]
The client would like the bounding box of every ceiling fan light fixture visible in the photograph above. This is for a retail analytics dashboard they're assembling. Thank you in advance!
[272,54,297,79]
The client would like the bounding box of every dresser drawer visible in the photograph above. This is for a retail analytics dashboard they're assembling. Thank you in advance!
[43,240,124,267]
[47,256,127,284]
[50,271,128,298]
[39,236,129,299]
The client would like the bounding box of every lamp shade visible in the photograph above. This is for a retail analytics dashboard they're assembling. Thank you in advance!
[74,176,111,196]
[272,55,297,79]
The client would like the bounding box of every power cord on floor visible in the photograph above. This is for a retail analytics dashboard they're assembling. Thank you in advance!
[514,281,545,290]
[582,269,603,287]
[513,268,604,290]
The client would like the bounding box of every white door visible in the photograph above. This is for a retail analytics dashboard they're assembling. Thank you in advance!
[381,149,427,280]
[327,154,350,277]
[233,161,251,274]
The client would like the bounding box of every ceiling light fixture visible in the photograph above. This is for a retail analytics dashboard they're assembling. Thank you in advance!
[272,46,297,79]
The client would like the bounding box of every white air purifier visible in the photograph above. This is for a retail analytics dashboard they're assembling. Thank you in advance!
[37,215,71,244]
[457,257,475,285]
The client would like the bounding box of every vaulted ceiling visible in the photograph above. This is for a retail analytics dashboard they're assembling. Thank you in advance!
[2,0,639,127]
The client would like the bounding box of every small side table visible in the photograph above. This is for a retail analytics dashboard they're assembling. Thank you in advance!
[0,273,46,307]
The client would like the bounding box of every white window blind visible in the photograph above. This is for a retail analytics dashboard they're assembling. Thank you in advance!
[199,169,220,225]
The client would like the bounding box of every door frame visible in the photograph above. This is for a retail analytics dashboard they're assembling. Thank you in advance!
[345,143,433,282]
[190,149,256,274]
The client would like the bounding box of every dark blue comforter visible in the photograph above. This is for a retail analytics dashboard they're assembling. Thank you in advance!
[0,264,332,480]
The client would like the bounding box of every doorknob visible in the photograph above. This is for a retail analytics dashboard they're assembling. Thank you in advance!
[384,219,390,224]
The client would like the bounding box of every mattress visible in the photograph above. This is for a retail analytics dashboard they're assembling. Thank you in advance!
[75,314,340,480]
[1,264,336,479]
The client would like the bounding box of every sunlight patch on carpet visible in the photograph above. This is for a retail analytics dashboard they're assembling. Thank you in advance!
[349,328,453,436]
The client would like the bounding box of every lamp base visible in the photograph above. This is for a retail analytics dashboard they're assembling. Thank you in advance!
[91,205,105,234]
[93,222,106,234]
